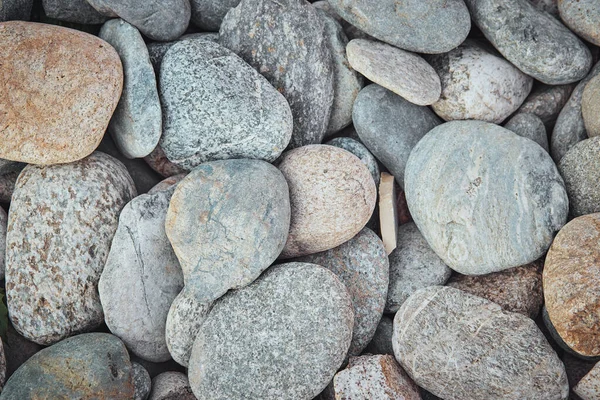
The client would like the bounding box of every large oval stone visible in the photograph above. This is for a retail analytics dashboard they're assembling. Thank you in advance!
[0,22,122,165]
[6,152,136,345]
[544,213,600,358]
[393,286,569,400]
[404,120,568,274]
[188,262,354,400]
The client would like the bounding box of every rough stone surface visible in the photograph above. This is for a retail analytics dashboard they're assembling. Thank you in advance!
[347,39,441,106]
[132,362,152,400]
[188,262,354,400]
[99,187,184,363]
[0,207,6,282]
[190,0,239,31]
[0,21,122,165]
[504,113,549,151]
[278,145,376,258]
[99,19,162,159]
[326,0,470,54]
[146,33,218,74]
[86,0,190,41]
[363,315,394,356]
[544,213,600,358]
[333,355,421,400]
[386,222,451,313]
[575,361,600,400]
[558,137,600,217]
[464,0,591,85]
[518,83,574,128]
[144,144,187,178]
[149,372,195,400]
[219,0,334,148]
[42,0,108,24]
[326,137,380,186]
[0,333,134,399]
[0,0,32,21]
[405,120,568,274]
[447,261,544,318]
[160,39,292,170]
[429,39,533,124]
[296,228,388,356]
[559,0,600,46]
[166,159,290,301]
[582,75,600,138]
[5,152,137,345]
[552,61,600,162]
[353,84,441,188]
[393,286,569,400]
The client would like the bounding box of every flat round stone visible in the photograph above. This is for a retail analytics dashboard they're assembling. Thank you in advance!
[504,113,549,152]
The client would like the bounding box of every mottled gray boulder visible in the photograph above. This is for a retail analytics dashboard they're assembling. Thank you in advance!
[188,262,354,400]
[5,152,136,345]
[190,0,239,31]
[147,33,218,74]
[393,286,569,400]
[149,372,195,400]
[353,84,441,187]
[166,159,290,302]
[551,61,600,162]
[558,137,600,217]
[133,362,152,400]
[326,0,470,54]
[0,0,32,21]
[296,228,388,356]
[386,222,451,313]
[404,120,568,275]
[42,0,108,24]
[464,0,591,84]
[99,187,184,362]
[326,137,380,186]
[86,0,190,41]
[100,19,161,159]
[0,333,135,399]
[159,40,292,170]
[219,0,334,148]
[429,40,533,123]
[363,315,394,356]
[582,74,600,138]
[0,207,6,282]
[504,113,549,152]
[518,83,574,129]
[319,11,363,136]
[559,0,600,46]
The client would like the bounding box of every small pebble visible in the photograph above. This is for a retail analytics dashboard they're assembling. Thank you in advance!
[143,144,187,178]
[504,113,549,152]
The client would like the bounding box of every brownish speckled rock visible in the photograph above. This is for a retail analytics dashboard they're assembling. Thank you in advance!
[5,152,136,345]
[544,213,600,358]
[581,74,600,138]
[0,22,122,165]
[574,361,600,400]
[447,261,544,318]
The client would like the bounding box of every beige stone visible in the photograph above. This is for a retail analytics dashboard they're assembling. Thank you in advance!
[379,172,397,255]
[582,74,600,137]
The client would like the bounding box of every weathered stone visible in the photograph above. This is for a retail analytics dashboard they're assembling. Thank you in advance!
[464,0,591,84]
[405,120,568,274]
[188,262,354,400]
[0,207,6,281]
[149,372,195,400]
[0,333,134,399]
[333,355,421,400]
[86,0,190,41]
[99,19,162,159]
[386,222,451,313]
[296,228,388,356]
[146,33,217,74]
[504,113,549,152]
[544,213,600,358]
[363,315,394,356]
[0,0,32,21]
[132,362,152,400]
[393,286,569,400]
[99,187,184,362]
[447,261,544,318]
[326,137,380,186]
[189,0,239,31]
[429,39,533,124]
[5,152,136,345]
[144,144,187,178]
[518,83,574,129]
[278,145,376,258]
[353,84,441,188]
[582,74,600,138]
[347,39,440,106]
[559,0,600,46]
[575,361,600,400]
[326,0,470,54]
[558,137,600,217]
[159,39,292,170]
[42,0,108,24]
[0,21,122,165]
[219,0,334,148]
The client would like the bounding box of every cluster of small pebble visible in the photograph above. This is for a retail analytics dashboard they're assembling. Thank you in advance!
[0,0,599,399]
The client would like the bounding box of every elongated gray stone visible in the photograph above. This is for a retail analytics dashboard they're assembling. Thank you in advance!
[190,0,239,31]
[42,0,108,24]
[404,120,568,275]
[393,286,569,400]
[353,84,441,187]
[464,0,591,84]
[219,0,334,148]
[0,333,135,399]
[326,137,380,186]
[5,152,136,345]
[504,113,549,152]
[0,0,32,21]
[100,19,162,159]
[159,39,292,170]
[99,187,184,363]
[0,207,6,282]
[326,0,470,54]
[188,262,354,400]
